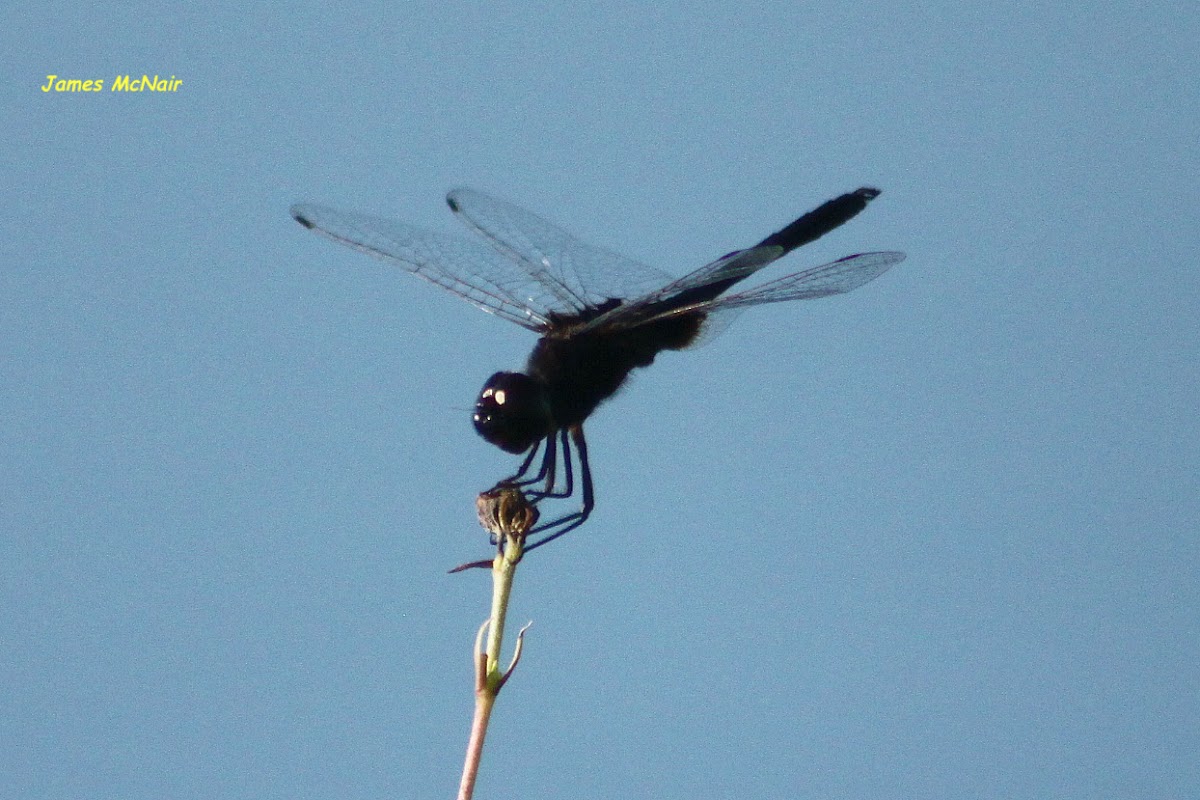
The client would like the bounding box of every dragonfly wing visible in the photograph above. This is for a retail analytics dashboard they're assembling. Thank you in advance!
[447,188,674,310]
[574,245,785,334]
[291,202,562,331]
[583,249,904,337]
[572,187,890,334]
[663,251,906,317]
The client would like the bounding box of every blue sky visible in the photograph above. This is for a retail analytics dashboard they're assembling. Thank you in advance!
[3,2,1197,798]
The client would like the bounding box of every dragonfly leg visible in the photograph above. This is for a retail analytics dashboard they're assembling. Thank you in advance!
[507,440,542,482]
[521,434,558,499]
[507,435,556,494]
[524,425,594,552]
[486,440,552,548]
[520,429,577,502]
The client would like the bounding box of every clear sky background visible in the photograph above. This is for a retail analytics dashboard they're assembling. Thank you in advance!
[3,2,1197,798]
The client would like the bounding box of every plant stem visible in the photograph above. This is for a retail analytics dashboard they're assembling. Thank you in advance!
[456,487,534,800]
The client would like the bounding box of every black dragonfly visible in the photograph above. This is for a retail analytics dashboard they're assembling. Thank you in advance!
[291,187,904,552]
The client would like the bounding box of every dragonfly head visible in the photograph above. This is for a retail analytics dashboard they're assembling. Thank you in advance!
[473,372,552,454]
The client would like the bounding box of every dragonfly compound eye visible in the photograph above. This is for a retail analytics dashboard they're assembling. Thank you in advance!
[473,372,550,453]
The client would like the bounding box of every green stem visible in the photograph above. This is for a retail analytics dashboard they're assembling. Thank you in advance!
[457,488,532,800]
[484,547,518,683]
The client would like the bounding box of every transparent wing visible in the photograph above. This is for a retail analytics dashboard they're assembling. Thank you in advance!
[648,250,906,321]
[698,250,905,309]
[580,250,904,334]
[291,202,562,331]
[446,188,674,309]
[574,244,786,333]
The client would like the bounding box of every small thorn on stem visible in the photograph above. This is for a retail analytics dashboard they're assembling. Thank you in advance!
[499,621,533,688]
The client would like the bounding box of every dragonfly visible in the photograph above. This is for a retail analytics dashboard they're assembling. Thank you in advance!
[291,187,904,553]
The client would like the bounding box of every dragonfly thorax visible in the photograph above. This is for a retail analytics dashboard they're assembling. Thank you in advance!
[473,371,554,454]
